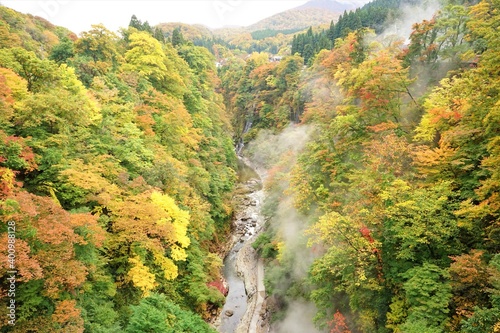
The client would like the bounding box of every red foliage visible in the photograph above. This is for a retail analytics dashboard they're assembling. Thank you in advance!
[207,278,228,296]
[1,132,38,172]
[359,226,374,243]
[1,191,104,298]
[0,236,43,282]
[51,299,84,332]
[329,310,352,333]
[366,121,398,133]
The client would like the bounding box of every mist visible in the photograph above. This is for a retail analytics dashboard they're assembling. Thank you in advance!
[270,197,326,333]
[245,124,314,170]
[274,301,324,333]
[244,124,327,333]
[240,1,449,331]
[379,0,442,43]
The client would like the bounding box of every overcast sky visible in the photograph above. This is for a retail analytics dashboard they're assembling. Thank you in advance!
[0,1,317,34]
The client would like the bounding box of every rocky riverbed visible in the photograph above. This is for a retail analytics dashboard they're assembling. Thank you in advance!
[213,158,270,333]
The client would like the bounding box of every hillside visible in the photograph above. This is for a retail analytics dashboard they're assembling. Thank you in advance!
[0,5,236,332]
[2,0,500,333]
[155,0,360,55]
[297,0,358,11]
[156,22,213,40]
[247,7,341,31]
[0,5,75,57]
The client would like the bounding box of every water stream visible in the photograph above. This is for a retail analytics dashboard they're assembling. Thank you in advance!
[216,158,265,333]
[218,239,248,333]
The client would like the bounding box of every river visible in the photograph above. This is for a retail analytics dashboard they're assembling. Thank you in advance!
[215,158,268,333]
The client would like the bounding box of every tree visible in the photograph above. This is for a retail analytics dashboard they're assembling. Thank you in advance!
[0,67,28,128]
[0,130,37,173]
[75,24,119,65]
[128,15,142,30]
[329,310,352,333]
[126,293,217,333]
[154,27,165,43]
[73,24,120,81]
[308,211,384,330]
[172,27,184,47]
[381,180,459,266]
[335,46,413,127]
[106,190,192,299]
[0,47,59,92]
[49,37,75,64]
[123,31,186,96]
[401,263,452,330]
[448,250,491,330]
[13,64,100,136]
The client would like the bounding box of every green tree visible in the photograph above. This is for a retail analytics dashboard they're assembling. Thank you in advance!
[172,27,184,47]
[126,293,217,333]
[381,180,460,267]
[49,37,74,64]
[75,24,119,64]
[0,47,59,92]
[401,263,452,330]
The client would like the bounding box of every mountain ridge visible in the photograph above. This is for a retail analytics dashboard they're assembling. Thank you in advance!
[297,0,358,11]
[158,0,360,35]
[246,0,361,31]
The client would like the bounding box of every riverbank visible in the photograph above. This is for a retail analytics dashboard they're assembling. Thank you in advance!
[213,157,270,333]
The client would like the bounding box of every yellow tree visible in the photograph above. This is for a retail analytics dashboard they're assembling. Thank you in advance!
[107,190,191,296]
[123,31,186,97]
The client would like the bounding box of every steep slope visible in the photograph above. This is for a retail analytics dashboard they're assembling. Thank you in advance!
[156,22,213,40]
[247,0,360,31]
[297,0,358,11]
[247,7,341,31]
[0,5,236,332]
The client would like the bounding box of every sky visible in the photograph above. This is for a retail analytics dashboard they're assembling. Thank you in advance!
[1,0,315,34]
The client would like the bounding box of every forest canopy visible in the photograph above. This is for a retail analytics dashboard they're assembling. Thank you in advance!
[220,0,500,332]
[0,6,235,332]
[1,0,500,331]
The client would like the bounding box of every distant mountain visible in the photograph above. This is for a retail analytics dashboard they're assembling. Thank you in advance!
[156,22,213,40]
[298,0,358,12]
[246,0,360,31]
[247,8,340,31]
[157,0,361,38]
[156,0,361,49]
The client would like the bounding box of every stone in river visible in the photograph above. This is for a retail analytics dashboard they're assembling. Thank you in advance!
[225,310,234,317]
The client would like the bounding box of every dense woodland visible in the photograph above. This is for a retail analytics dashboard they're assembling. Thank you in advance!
[221,0,500,332]
[292,0,419,63]
[1,0,500,332]
[0,6,235,332]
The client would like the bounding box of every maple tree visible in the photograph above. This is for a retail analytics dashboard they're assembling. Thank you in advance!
[0,6,238,330]
[0,189,104,331]
[329,310,352,333]
[239,1,500,331]
[1,0,500,331]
